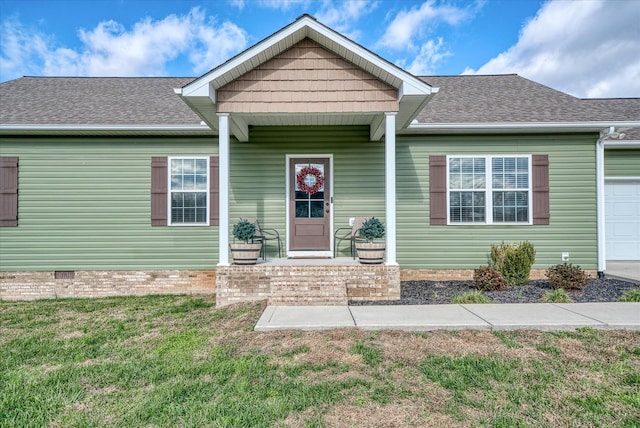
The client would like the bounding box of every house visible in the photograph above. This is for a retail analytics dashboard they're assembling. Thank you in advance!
[1,15,639,305]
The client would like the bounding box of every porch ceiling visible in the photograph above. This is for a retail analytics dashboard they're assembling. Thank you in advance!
[234,112,380,127]
[175,15,436,142]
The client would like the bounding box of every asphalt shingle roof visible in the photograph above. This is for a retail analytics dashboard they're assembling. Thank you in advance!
[0,77,202,126]
[417,74,639,124]
[1,74,638,129]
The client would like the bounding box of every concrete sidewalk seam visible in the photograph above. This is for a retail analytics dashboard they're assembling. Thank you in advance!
[459,304,494,328]
[347,307,358,327]
[550,303,608,326]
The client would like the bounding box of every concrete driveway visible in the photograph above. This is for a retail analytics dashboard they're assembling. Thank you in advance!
[607,261,640,283]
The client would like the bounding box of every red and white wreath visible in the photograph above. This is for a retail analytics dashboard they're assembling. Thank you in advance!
[296,165,324,196]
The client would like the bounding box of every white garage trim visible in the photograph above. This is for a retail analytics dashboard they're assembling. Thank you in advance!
[605,177,640,261]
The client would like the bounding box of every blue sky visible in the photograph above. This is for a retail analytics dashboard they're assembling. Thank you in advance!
[1,0,639,98]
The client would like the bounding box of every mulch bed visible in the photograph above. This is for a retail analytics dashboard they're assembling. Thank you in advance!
[349,278,639,305]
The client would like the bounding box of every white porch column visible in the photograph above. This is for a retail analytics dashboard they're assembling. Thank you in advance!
[384,112,397,265]
[218,113,230,266]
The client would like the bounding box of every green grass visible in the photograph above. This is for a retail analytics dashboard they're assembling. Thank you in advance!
[451,290,490,304]
[540,288,573,303]
[1,295,639,427]
[619,288,640,302]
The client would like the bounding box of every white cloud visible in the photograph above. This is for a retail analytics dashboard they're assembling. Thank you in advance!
[255,0,311,10]
[0,8,248,81]
[401,37,451,75]
[0,17,53,79]
[376,0,471,51]
[314,0,379,39]
[228,0,245,9]
[189,20,249,74]
[464,0,640,98]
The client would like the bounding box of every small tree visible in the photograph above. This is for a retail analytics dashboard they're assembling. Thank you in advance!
[358,217,385,242]
[232,219,256,243]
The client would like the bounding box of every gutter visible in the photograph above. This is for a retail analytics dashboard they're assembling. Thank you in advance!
[403,121,640,134]
[0,124,214,136]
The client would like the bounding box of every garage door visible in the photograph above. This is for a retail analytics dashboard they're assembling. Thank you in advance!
[605,180,640,260]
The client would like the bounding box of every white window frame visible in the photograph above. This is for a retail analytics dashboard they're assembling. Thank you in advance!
[447,155,532,225]
[168,156,209,226]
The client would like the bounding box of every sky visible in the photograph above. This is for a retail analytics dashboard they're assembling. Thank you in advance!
[1,0,639,99]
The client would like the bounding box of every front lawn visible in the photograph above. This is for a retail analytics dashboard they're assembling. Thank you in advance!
[1,295,638,427]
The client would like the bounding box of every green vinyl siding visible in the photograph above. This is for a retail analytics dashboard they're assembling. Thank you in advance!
[0,136,218,271]
[1,128,602,271]
[605,149,640,177]
[396,134,598,269]
[229,126,384,256]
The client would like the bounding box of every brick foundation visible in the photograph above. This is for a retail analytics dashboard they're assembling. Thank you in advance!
[0,270,216,300]
[216,264,401,307]
[2,267,595,303]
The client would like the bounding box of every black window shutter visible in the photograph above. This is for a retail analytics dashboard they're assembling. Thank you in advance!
[0,156,18,227]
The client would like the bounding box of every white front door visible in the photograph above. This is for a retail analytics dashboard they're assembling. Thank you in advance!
[605,180,640,260]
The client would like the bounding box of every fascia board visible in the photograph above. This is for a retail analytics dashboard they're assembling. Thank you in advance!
[0,124,214,136]
[603,141,640,148]
[403,121,640,134]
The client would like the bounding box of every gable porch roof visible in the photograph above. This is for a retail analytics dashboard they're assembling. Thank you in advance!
[175,14,437,141]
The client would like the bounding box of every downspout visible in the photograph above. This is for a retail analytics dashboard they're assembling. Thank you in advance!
[595,128,610,278]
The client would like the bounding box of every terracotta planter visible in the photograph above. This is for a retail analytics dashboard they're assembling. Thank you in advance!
[355,242,386,264]
[230,243,262,265]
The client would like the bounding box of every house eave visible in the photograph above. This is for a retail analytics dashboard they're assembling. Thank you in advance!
[402,121,640,135]
[0,124,215,136]
[175,15,435,141]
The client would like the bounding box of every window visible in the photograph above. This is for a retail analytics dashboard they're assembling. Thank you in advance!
[448,155,531,224]
[169,157,209,225]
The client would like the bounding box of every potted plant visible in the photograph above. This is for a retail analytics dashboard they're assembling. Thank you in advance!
[229,219,262,265]
[355,217,386,264]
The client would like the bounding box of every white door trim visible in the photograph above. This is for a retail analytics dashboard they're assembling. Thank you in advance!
[285,154,334,257]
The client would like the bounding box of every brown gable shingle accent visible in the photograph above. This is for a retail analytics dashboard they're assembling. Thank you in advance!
[216,38,398,114]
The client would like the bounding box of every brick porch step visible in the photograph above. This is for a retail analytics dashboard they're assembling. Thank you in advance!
[215,263,400,307]
[269,279,348,305]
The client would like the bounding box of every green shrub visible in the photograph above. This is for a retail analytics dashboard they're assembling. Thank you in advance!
[358,217,385,242]
[451,291,490,304]
[490,241,536,286]
[232,219,256,243]
[473,265,507,291]
[619,288,640,302]
[545,263,588,289]
[540,288,573,303]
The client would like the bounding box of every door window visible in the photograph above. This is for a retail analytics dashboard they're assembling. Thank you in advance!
[294,163,325,218]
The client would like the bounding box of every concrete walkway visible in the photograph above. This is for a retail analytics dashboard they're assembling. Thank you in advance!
[255,302,640,331]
